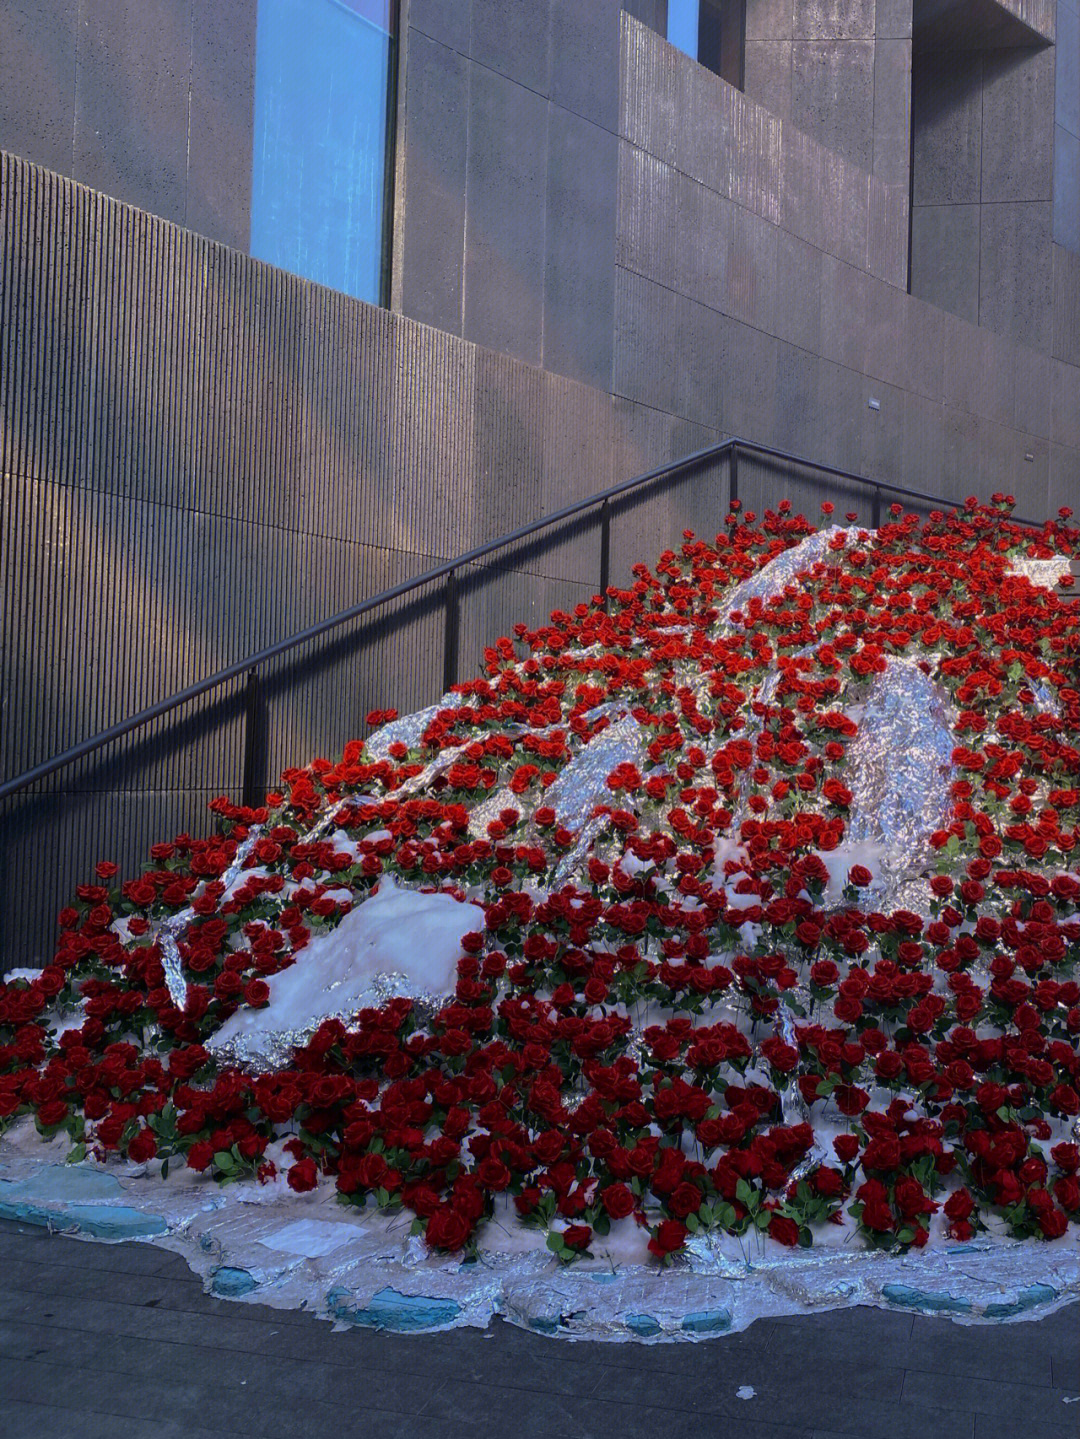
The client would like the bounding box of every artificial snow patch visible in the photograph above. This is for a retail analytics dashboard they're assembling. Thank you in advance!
[736,1386,756,1400]
[206,876,483,1068]
[259,1219,357,1258]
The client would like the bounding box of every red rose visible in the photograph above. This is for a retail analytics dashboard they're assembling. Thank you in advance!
[833,1134,860,1164]
[648,1220,688,1257]
[813,1167,845,1198]
[127,1128,158,1164]
[600,1182,635,1219]
[562,1224,592,1251]
[426,1205,472,1251]
[186,1140,215,1171]
[287,1157,319,1192]
[769,1214,800,1247]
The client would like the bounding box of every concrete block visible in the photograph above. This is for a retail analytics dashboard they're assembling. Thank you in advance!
[909,204,981,324]
[719,314,778,443]
[980,47,1055,204]
[743,40,793,122]
[837,156,870,271]
[543,107,618,390]
[187,0,255,249]
[622,0,668,32]
[877,0,913,38]
[780,121,827,252]
[864,275,908,391]
[817,358,862,473]
[613,267,679,414]
[944,319,1014,425]
[73,0,192,226]
[398,32,469,335]
[469,347,545,543]
[867,176,908,288]
[462,67,548,364]
[615,141,679,283]
[1014,342,1053,436]
[1051,357,1080,448]
[873,38,912,191]
[409,0,473,52]
[820,253,870,373]
[979,201,1053,352]
[1049,442,1080,514]
[550,0,620,133]
[1052,243,1080,368]
[792,0,876,38]
[905,294,945,401]
[1053,126,1080,253]
[858,373,904,485]
[942,404,981,493]
[1057,0,1080,139]
[673,292,726,428]
[774,340,823,455]
[746,0,795,40]
[725,203,778,332]
[621,17,679,164]
[0,0,78,178]
[774,228,824,353]
[676,180,732,309]
[911,51,983,206]
[730,90,783,225]
[470,0,552,96]
[901,391,945,493]
[791,40,875,172]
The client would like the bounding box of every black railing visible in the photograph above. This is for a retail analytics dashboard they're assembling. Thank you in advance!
[0,437,1052,808]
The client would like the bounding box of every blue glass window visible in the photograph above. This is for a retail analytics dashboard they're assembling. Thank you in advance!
[251,0,397,304]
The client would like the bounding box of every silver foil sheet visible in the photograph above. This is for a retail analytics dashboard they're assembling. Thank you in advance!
[1004,555,1073,593]
[543,715,644,834]
[718,527,859,626]
[364,693,457,760]
[2,1121,1076,1344]
[843,657,955,901]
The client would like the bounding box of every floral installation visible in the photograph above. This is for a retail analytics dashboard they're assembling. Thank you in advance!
[2,494,1078,1278]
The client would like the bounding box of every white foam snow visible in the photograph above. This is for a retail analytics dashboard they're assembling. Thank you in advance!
[207,877,483,1063]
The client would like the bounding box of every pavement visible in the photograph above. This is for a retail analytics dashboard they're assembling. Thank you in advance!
[0,1216,1077,1439]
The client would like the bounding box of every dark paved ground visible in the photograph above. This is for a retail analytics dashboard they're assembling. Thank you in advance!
[0,1217,1077,1439]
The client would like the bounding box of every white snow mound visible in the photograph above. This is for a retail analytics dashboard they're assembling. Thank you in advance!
[206,876,483,1065]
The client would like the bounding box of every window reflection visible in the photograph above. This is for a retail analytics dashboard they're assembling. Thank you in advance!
[251,0,398,304]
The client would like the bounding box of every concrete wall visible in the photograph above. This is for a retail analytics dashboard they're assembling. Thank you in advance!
[614,15,1080,524]
[0,0,255,250]
[0,148,733,967]
[393,0,622,391]
[742,0,912,194]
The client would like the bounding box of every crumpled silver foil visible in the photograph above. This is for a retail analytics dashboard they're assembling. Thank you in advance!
[364,693,457,760]
[718,527,860,626]
[544,714,643,833]
[2,1121,1076,1344]
[1004,555,1073,592]
[844,656,955,902]
[156,827,265,1010]
[467,787,526,839]
[552,813,611,889]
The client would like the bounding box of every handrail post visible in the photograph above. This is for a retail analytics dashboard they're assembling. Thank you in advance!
[730,442,739,510]
[872,484,881,530]
[241,666,262,809]
[443,568,459,692]
[599,498,610,607]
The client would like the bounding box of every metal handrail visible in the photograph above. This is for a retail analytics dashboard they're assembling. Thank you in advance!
[0,437,1049,805]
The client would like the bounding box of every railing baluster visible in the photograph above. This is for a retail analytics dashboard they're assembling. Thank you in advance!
[730,442,739,510]
[599,498,610,606]
[443,568,459,693]
[241,666,262,809]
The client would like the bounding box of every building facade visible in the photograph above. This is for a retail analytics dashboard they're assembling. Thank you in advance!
[1,0,1078,965]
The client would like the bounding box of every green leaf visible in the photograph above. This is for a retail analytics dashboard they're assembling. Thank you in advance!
[897,1227,916,1245]
[66,1142,86,1164]
[686,1212,700,1233]
[798,1226,813,1248]
[755,1210,771,1229]
[213,1150,236,1172]
[161,1158,170,1181]
[545,1232,566,1254]
[735,1178,753,1205]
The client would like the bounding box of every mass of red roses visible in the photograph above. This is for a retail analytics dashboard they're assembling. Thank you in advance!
[2,494,1078,1266]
